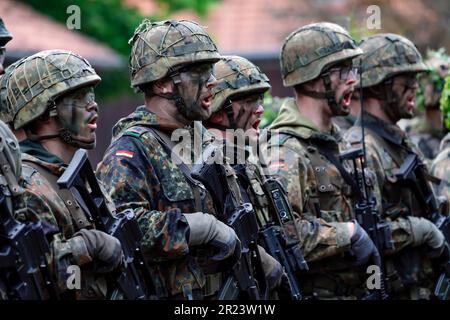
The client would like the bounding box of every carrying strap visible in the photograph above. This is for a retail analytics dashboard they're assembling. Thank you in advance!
[22,159,93,230]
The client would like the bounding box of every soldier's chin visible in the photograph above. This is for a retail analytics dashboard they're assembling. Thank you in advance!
[72,136,96,149]
[332,103,350,116]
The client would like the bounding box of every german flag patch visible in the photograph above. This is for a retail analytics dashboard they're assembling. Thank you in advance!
[116,150,134,158]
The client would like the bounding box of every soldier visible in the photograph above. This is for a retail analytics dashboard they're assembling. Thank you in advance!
[398,49,450,162]
[345,33,450,299]
[96,19,240,300]
[259,22,386,299]
[6,49,124,299]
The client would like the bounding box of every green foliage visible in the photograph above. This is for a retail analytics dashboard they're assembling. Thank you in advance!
[21,0,144,57]
[155,0,219,18]
[417,48,450,112]
[261,93,284,128]
[440,74,450,129]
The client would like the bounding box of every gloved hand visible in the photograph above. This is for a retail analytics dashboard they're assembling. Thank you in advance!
[408,216,445,254]
[70,228,123,273]
[258,245,283,291]
[349,220,380,266]
[184,212,241,262]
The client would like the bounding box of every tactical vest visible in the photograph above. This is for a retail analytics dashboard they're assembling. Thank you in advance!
[22,160,94,235]
[117,124,224,298]
[269,130,353,223]
[21,158,110,300]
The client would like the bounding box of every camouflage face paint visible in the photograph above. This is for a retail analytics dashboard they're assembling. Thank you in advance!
[175,62,215,121]
[55,86,98,149]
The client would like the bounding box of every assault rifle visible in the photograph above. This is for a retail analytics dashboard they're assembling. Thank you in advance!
[57,149,156,300]
[191,145,268,300]
[340,147,393,300]
[258,175,308,300]
[341,63,392,300]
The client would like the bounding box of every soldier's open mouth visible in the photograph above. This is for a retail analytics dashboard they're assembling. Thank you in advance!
[87,115,97,130]
[252,119,260,130]
[342,91,353,107]
[201,94,213,109]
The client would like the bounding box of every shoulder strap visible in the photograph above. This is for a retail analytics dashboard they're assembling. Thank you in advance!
[125,125,206,212]
[22,159,93,230]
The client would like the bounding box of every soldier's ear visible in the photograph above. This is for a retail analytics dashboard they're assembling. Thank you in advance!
[153,77,174,94]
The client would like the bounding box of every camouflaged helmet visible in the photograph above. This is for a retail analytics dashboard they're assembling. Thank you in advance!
[0,58,25,124]
[6,50,101,130]
[356,33,428,88]
[280,22,362,87]
[0,119,23,197]
[210,55,271,113]
[0,17,12,44]
[129,19,221,88]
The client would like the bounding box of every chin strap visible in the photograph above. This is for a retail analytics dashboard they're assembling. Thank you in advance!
[297,73,343,115]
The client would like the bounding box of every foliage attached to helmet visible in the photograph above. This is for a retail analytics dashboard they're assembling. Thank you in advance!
[440,74,450,130]
[6,50,101,130]
[416,48,450,112]
[210,55,271,114]
[128,19,220,91]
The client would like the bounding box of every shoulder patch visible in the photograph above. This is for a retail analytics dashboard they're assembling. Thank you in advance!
[115,150,134,158]
[123,125,153,138]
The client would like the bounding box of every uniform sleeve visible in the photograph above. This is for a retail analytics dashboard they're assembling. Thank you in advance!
[96,135,190,263]
[293,218,351,262]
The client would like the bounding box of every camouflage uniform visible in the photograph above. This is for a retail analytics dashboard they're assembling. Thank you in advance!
[398,117,443,162]
[19,140,116,299]
[5,50,123,300]
[97,20,234,299]
[97,107,219,298]
[345,33,443,299]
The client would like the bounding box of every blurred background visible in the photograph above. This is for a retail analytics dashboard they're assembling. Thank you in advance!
[1,0,449,164]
